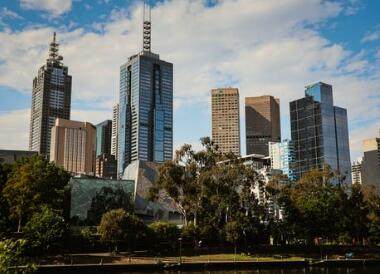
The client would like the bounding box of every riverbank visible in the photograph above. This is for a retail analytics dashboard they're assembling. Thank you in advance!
[22,255,380,274]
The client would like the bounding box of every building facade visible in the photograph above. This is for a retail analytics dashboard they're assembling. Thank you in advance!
[29,33,72,156]
[111,104,119,161]
[0,150,38,164]
[211,88,240,155]
[362,136,380,194]
[95,153,117,179]
[50,118,96,176]
[269,140,296,181]
[245,96,281,156]
[290,82,351,182]
[95,120,112,157]
[351,158,363,185]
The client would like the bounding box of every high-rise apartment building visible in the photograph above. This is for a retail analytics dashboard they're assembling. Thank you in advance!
[95,153,117,179]
[50,118,96,176]
[29,33,72,156]
[245,96,281,156]
[269,140,296,181]
[95,120,112,157]
[211,88,240,155]
[118,6,173,176]
[351,158,363,185]
[111,104,119,161]
[362,135,380,194]
[290,82,351,182]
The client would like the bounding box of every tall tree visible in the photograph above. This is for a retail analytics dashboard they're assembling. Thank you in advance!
[2,156,71,231]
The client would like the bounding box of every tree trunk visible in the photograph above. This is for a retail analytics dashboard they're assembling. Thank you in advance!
[17,216,22,232]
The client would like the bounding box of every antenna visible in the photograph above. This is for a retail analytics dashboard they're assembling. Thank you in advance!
[48,32,63,65]
[143,0,151,52]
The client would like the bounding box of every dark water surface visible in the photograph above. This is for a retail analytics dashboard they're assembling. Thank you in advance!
[73,266,380,274]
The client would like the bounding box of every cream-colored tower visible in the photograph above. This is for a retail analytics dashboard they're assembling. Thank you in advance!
[211,88,240,155]
[50,118,96,176]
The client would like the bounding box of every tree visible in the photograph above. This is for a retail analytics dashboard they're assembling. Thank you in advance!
[149,221,180,249]
[0,239,36,273]
[86,186,134,225]
[3,156,71,231]
[23,206,68,254]
[98,209,147,251]
[0,163,12,235]
[225,221,242,258]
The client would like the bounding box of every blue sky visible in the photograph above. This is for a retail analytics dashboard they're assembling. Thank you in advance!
[0,0,379,161]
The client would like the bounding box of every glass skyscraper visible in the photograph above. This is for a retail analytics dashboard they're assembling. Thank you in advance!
[269,140,296,181]
[290,82,351,182]
[118,51,173,176]
[95,120,112,157]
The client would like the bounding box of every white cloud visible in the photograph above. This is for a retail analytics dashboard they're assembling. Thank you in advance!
[0,7,23,20]
[0,0,379,160]
[20,0,72,17]
[362,26,380,43]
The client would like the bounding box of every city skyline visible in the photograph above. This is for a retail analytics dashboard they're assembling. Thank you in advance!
[0,0,379,161]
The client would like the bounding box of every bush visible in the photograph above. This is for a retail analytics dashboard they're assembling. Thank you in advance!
[149,221,180,246]
[23,206,68,254]
[0,239,36,273]
[98,209,147,251]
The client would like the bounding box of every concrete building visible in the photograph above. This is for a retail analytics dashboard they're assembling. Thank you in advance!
[50,118,96,176]
[95,120,112,157]
[290,82,351,182]
[245,96,281,156]
[29,33,72,157]
[211,88,240,155]
[95,153,117,179]
[269,140,296,181]
[0,150,38,164]
[362,136,380,194]
[118,7,173,177]
[351,158,363,185]
[111,104,119,161]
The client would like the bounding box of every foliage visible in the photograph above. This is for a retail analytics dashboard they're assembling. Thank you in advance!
[0,239,36,274]
[0,163,12,235]
[86,186,134,225]
[2,156,71,231]
[148,221,180,246]
[23,206,68,254]
[98,209,147,251]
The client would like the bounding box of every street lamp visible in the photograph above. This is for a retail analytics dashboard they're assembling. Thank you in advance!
[178,237,183,264]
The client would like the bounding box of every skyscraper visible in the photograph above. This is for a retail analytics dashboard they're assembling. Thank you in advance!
[362,135,380,194]
[95,120,112,157]
[269,140,296,181]
[351,158,363,185]
[111,104,119,161]
[245,95,281,156]
[50,118,96,176]
[290,82,351,182]
[211,88,240,155]
[29,33,72,156]
[118,4,173,176]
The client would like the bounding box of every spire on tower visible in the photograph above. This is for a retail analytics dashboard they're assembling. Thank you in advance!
[48,32,63,65]
[143,0,151,52]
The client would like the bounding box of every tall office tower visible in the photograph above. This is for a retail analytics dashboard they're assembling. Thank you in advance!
[245,96,281,156]
[111,104,119,161]
[290,82,351,182]
[95,120,112,157]
[211,88,240,155]
[118,4,173,176]
[29,33,72,156]
[269,140,296,181]
[50,118,96,175]
[351,158,363,185]
[362,136,380,194]
[96,153,117,179]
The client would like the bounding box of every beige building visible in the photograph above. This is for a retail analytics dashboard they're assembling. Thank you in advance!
[245,95,281,156]
[211,88,240,155]
[50,118,96,176]
[362,136,380,194]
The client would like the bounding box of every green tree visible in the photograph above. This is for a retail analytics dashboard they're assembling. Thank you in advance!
[225,221,242,258]
[0,239,36,273]
[98,209,147,251]
[0,163,13,235]
[86,186,134,225]
[23,206,68,254]
[3,156,71,231]
[149,221,180,248]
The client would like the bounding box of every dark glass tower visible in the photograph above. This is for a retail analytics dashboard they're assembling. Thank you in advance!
[118,5,173,176]
[29,33,72,156]
[290,82,351,182]
[95,120,112,157]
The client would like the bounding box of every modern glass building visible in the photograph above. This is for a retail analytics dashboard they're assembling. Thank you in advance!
[269,140,296,181]
[118,53,173,176]
[290,82,351,183]
[95,120,112,157]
